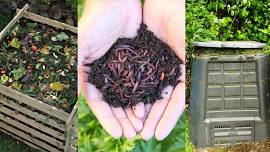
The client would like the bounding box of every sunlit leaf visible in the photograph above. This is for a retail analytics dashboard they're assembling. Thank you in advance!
[10,37,20,49]
[51,36,57,41]
[50,82,64,91]
[36,63,41,69]
[0,74,9,84]
[11,82,23,90]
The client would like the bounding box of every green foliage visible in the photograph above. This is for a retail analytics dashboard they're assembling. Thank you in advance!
[12,66,26,81]
[132,114,185,152]
[0,74,9,84]
[186,0,270,44]
[51,32,69,41]
[10,38,20,49]
[185,111,195,152]
[78,96,186,152]
[65,0,77,11]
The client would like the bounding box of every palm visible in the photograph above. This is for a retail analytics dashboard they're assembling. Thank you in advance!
[140,0,186,140]
[78,0,142,139]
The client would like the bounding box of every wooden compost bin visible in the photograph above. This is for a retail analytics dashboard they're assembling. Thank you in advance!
[0,4,77,152]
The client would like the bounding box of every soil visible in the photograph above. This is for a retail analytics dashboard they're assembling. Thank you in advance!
[0,18,77,112]
[88,24,182,108]
[0,11,13,31]
[196,140,270,152]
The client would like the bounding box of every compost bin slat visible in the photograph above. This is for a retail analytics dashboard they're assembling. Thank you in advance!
[17,9,78,33]
[0,113,64,148]
[69,145,77,152]
[0,102,65,140]
[0,128,47,152]
[0,96,65,131]
[0,4,78,151]
[0,121,61,152]
[0,84,69,121]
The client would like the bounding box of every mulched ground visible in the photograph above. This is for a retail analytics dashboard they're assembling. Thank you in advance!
[197,140,270,152]
[0,18,77,112]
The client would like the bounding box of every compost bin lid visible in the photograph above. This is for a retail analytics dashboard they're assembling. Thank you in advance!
[191,41,266,49]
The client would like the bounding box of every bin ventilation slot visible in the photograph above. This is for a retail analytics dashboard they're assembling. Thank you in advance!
[210,122,255,146]
[212,125,230,130]
[235,124,251,128]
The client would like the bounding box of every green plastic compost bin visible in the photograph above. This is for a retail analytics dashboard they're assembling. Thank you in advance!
[189,41,270,147]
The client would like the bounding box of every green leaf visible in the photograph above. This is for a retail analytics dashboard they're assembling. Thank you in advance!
[10,37,20,49]
[0,74,9,84]
[33,32,42,42]
[57,32,69,41]
[51,36,57,41]
[54,32,69,41]
[35,63,41,69]
[12,67,26,81]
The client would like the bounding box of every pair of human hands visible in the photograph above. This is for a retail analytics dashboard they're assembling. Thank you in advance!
[78,0,185,140]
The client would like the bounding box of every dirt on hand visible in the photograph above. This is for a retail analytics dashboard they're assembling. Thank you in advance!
[87,24,182,108]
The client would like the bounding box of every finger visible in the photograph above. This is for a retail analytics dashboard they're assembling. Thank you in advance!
[86,83,122,138]
[166,0,185,62]
[140,86,173,140]
[132,102,145,119]
[125,107,143,132]
[111,107,136,139]
[79,2,127,64]
[178,64,185,81]
[155,82,185,140]
[142,103,152,123]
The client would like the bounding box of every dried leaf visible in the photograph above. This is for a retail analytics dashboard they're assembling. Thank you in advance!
[11,82,23,90]
[50,82,64,91]
[40,45,50,55]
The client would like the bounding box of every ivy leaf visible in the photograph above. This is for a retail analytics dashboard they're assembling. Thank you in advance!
[50,82,64,91]
[12,67,26,81]
[56,32,69,41]
[10,37,20,49]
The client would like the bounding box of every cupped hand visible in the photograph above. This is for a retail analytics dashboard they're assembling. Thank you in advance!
[78,0,143,139]
[140,0,186,140]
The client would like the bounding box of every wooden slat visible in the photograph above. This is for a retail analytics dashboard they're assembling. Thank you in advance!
[0,84,69,121]
[16,9,78,33]
[0,128,47,152]
[0,4,29,40]
[0,113,64,148]
[65,103,78,151]
[0,104,65,140]
[69,145,77,152]
[0,121,61,152]
[0,96,65,131]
